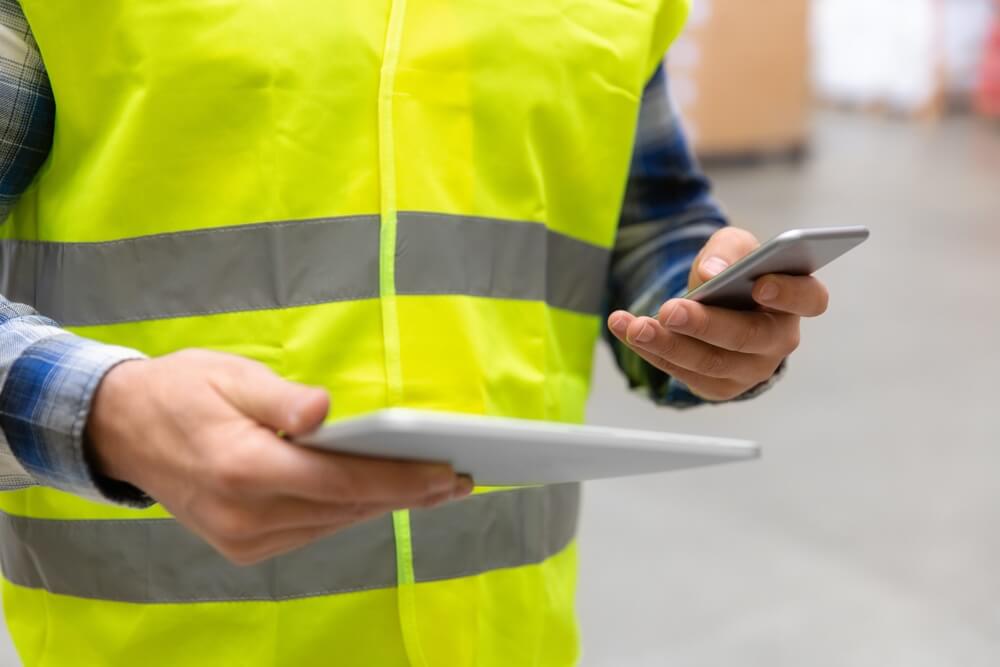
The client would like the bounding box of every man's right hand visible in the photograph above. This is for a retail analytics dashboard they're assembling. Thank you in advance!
[86,349,471,566]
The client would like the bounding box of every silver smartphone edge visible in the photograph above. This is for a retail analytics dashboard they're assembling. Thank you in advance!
[684,225,870,306]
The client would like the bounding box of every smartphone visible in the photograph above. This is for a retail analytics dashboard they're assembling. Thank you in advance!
[684,226,870,310]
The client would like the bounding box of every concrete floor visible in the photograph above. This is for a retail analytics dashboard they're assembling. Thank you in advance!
[579,112,1000,666]
[0,112,998,665]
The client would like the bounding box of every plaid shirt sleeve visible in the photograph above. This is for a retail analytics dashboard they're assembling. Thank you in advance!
[604,65,729,407]
[0,0,149,505]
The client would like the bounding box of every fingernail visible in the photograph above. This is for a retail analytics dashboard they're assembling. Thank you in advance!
[609,313,627,334]
[702,257,729,277]
[759,282,779,302]
[632,322,655,344]
[453,475,474,498]
[666,305,689,328]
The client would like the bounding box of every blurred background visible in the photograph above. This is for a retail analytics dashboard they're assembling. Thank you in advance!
[579,0,1000,665]
[2,1,999,665]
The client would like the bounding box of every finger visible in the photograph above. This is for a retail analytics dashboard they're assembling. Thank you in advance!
[622,339,749,402]
[216,521,361,566]
[658,299,797,355]
[264,439,463,504]
[207,484,469,538]
[273,477,471,529]
[753,275,830,317]
[608,310,637,340]
[623,316,769,383]
[689,227,761,290]
[221,361,330,436]
[216,478,475,566]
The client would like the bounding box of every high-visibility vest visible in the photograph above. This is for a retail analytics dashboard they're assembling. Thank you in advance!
[0,1,688,665]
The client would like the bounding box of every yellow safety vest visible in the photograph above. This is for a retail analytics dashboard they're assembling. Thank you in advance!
[0,1,688,665]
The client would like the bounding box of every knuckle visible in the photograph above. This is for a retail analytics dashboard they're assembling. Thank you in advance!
[210,456,257,495]
[205,504,258,541]
[786,327,802,353]
[698,349,728,377]
[716,227,760,252]
[746,360,777,386]
[816,287,831,315]
[705,228,727,245]
[658,332,679,357]
[734,318,761,353]
[218,543,262,567]
[692,310,712,338]
[713,227,739,242]
[324,464,363,500]
[211,529,252,559]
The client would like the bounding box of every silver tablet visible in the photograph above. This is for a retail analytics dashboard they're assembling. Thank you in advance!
[296,409,759,485]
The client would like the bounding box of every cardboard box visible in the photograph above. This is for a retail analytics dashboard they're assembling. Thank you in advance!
[667,0,811,158]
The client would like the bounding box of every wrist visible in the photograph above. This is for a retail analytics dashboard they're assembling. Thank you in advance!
[85,358,149,485]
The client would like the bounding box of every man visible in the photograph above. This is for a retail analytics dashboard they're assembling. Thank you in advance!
[0,0,827,665]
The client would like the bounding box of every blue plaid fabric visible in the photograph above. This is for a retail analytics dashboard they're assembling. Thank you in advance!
[0,2,730,504]
[607,66,728,407]
[0,0,52,212]
[0,312,143,502]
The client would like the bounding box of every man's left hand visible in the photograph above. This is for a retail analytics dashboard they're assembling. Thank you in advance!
[608,227,829,401]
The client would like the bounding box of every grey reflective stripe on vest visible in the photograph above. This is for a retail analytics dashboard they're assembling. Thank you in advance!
[396,213,609,316]
[0,484,579,604]
[0,213,610,326]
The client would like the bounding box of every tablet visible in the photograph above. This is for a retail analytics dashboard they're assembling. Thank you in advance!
[296,409,759,485]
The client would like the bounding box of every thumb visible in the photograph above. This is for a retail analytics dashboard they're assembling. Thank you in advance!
[223,361,330,436]
[688,227,761,290]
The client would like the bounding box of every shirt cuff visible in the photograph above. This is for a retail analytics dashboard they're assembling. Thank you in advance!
[0,333,152,507]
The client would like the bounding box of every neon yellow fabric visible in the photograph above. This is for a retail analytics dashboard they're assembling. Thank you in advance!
[3,0,690,246]
[4,0,689,664]
[1,542,579,667]
[2,582,413,667]
[3,545,577,667]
